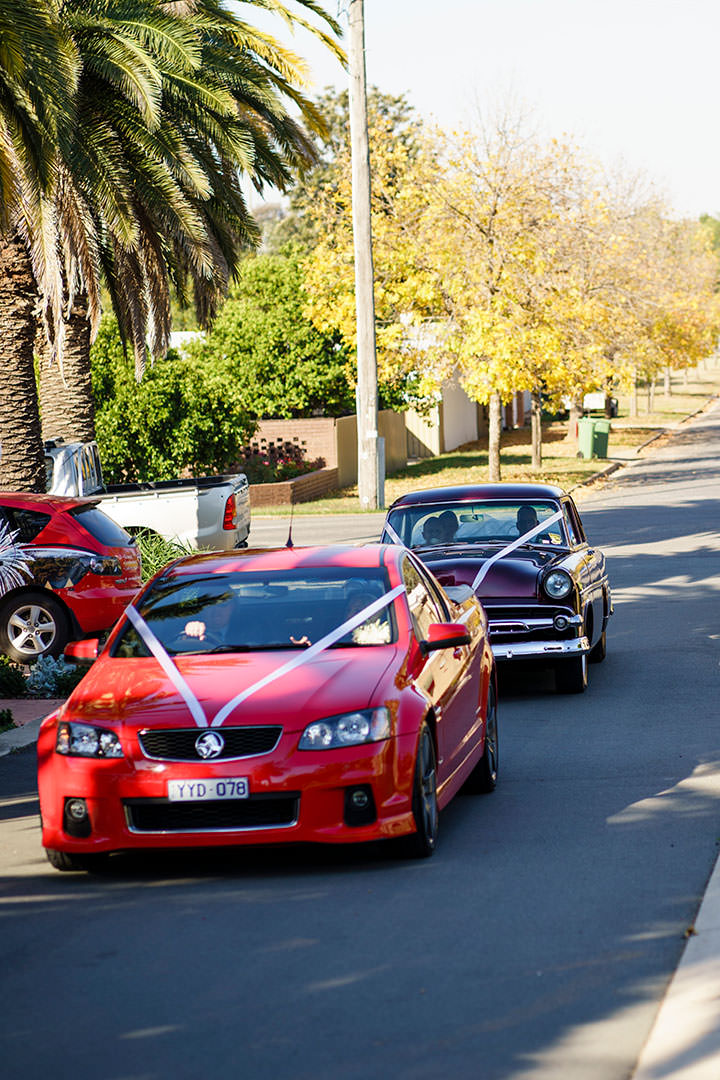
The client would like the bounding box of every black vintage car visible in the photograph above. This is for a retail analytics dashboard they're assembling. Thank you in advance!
[381,483,611,693]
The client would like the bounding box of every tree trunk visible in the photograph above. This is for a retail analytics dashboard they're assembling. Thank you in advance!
[567,396,582,443]
[38,294,96,443]
[0,232,46,492]
[630,373,638,418]
[531,387,542,470]
[488,391,502,481]
[664,367,671,396]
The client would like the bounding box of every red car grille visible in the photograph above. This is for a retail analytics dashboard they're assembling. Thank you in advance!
[124,795,300,832]
[138,727,282,761]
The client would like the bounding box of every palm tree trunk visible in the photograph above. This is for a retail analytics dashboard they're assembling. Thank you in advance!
[0,232,46,492]
[488,391,502,481]
[531,387,543,470]
[38,294,95,443]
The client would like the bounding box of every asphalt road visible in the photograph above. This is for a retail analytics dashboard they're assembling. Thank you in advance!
[2,405,719,1080]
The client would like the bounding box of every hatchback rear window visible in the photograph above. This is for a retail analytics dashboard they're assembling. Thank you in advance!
[69,506,135,547]
[0,506,52,542]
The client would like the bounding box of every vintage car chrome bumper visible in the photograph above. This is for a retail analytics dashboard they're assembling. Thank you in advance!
[491,635,590,661]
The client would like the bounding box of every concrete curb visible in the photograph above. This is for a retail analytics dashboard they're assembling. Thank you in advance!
[632,849,720,1079]
[0,715,44,757]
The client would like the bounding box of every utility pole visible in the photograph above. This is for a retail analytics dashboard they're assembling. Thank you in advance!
[348,0,380,509]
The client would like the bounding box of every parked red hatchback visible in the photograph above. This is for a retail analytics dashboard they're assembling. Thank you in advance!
[0,493,142,662]
[37,544,497,870]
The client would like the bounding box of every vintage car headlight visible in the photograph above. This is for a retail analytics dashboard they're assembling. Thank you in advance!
[298,708,391,750]
[55,721,124,758]
[543,569,573,600]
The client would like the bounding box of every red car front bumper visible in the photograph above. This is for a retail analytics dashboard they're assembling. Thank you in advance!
[37,719,419,855]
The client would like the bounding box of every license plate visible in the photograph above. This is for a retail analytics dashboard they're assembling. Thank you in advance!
[167,778,249,802]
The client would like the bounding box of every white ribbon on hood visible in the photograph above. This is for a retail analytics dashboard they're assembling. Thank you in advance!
[125,584,406,729]
[471,510,565,591]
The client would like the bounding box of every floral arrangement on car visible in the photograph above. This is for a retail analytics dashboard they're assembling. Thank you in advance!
[352,618,392,645]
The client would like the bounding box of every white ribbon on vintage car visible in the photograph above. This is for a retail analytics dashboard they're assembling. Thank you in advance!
[382,520,404,546]
[125,584,406,730]
[471,509,565,591]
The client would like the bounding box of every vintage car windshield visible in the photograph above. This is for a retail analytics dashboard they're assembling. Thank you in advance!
[386,501,568,549]
[113,568,397,656]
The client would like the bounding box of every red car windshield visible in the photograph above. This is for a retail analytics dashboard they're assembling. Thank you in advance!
[114,568,397,656]
[386,501,568,549]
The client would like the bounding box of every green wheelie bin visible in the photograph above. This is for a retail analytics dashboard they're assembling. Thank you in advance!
[593,418,611,458]
[577,417,596,459]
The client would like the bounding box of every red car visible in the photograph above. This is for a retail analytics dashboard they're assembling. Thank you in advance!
[0,493,142,662]
[37,544,498,870]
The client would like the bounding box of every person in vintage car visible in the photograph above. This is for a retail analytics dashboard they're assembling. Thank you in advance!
[381,483,611,694]
[37,544,498,872]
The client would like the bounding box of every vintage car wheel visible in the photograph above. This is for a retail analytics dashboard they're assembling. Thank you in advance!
[45,848,109,873]
[589,628,607,663]
[555,653,588,694]
[403,723,439,858]
[462,684,498,794]
[0,591,70,663]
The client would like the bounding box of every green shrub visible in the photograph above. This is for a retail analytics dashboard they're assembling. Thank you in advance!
[25,656,87,698]
[135,529,195,583]
[0,708,15,733]
[0,656,27,697]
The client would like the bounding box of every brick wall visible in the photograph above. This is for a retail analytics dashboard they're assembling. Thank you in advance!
[249,467,340,508]
[252,419,338,467]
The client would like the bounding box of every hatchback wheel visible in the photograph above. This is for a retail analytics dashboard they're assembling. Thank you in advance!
[0,591,70,662]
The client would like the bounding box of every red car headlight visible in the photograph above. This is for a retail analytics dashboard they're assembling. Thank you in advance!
[298,708,391,750]
[56,721,124,758]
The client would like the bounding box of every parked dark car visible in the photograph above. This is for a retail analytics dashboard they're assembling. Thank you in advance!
[0,493,142,663]
[381,483,611,693]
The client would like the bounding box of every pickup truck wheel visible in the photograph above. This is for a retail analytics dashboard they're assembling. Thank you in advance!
[0,592,70,662]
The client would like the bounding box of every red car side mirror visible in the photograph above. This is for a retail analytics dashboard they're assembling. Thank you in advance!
[64,639,99,661]
[419,622,471,655]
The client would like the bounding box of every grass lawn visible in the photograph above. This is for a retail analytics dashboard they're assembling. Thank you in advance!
[254,362,720,516]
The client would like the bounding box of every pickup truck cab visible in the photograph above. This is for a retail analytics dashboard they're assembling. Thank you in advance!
[45,440,250,551]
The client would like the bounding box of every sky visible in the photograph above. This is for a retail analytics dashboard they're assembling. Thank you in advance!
[245,0,720,220]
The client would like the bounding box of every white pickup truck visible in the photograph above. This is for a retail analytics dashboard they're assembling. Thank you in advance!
[45,439,251,551]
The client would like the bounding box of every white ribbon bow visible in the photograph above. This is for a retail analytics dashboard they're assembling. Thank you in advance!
[125,584,406,729]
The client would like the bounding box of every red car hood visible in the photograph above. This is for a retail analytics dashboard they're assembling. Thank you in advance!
[424,548,557,599]
[62,648,398,732]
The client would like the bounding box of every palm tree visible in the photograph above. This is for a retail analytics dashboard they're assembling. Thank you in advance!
[37,0,344,447]
[0,0,78,489]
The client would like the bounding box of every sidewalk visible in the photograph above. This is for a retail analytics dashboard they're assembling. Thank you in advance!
[0,698,63,756]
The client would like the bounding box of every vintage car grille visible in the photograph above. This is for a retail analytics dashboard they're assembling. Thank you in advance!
[138,726,282,761]
[483,604,575,642]
[124,794,300,832]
